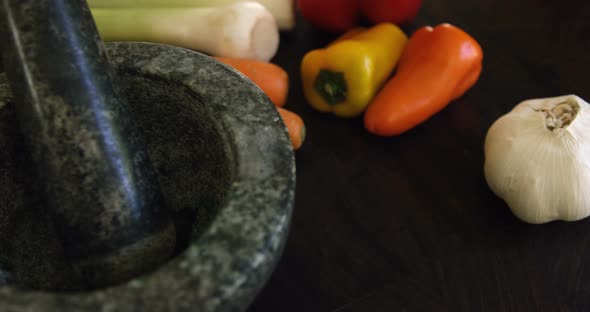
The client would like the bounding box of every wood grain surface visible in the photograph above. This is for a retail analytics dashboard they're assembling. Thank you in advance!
[248,0,590,311]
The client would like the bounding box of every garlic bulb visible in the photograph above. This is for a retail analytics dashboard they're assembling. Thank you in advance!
[484,95,590,224]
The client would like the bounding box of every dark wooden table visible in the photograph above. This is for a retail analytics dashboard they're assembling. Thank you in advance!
[248,0,590,311]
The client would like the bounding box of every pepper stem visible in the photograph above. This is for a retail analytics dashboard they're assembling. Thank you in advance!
[545,98,579,131]
[314,70,347,105]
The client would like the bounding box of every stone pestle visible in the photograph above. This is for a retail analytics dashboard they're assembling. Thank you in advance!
[0,0,176,288]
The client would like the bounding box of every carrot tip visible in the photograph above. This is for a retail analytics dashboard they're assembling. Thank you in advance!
[295,125,306,150]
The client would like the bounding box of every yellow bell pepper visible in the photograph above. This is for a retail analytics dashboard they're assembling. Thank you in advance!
[300,23,408,117]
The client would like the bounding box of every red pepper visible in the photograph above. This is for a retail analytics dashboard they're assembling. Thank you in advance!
[297,0,360,33]
[297,0,422,33]
[361,0,422,26]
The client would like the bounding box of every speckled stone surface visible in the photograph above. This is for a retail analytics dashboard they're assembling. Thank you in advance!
[0,42,295,311]
[1,0,176,288]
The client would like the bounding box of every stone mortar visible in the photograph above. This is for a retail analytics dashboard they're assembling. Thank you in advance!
[0,42,295,312]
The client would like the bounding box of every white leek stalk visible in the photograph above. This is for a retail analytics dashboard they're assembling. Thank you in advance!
[91,2,279,61]
[87,0,295,30]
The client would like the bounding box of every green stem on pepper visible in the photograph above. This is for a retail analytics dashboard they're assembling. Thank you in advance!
[314,69,347,105]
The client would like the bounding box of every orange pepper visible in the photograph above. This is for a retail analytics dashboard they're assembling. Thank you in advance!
[364,23,483,136]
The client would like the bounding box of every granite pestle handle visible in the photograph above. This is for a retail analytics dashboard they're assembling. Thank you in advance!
[0,0,175,288]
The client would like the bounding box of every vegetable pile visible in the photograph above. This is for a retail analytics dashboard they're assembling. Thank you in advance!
[89,0,589,224]
[299,5,483,137]
[89,0,484,149]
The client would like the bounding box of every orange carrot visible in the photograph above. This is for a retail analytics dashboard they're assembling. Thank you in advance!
[277,107,305,150]
[215,56,289,107]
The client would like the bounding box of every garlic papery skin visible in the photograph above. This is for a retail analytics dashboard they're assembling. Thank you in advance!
[484,95,590,224]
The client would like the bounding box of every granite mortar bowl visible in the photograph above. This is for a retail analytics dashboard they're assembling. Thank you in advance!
[0,42,295,312]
